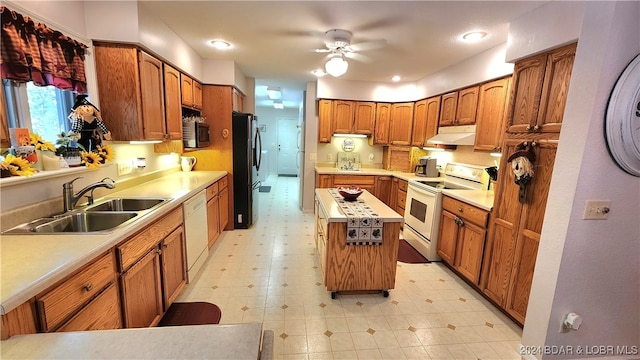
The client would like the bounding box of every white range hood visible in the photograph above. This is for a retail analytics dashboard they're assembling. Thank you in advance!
[426,125,476,146]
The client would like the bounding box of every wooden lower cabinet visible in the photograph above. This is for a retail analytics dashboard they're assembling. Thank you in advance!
[332,175,376,194]
[396,179,408,216]
[207,175,229,246]
[161,227,187,310]
[219,185,229,231]
[120,248,163,328]
[375,176,392,206]
[57,284,121,332]
[1,302,38,340]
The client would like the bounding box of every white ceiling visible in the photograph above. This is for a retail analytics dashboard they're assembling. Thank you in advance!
[141,1,546,109]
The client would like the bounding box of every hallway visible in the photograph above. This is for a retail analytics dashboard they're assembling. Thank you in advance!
[177,176,523,359]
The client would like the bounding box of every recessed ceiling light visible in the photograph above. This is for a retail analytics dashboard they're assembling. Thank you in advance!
[209,40,232,50]
[391,75,402,82]
[273,100,284,109]
[311,69,326,77]
[462,31,488,42]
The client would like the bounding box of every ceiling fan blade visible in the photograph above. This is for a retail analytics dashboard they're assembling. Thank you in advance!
[314,48,331,53]
[344,52,372,63]
[347,39,387,52]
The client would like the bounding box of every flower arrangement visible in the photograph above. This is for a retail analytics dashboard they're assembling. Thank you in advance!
[80,151,102,169]
[1,154,35,177]
[29,133,55,152]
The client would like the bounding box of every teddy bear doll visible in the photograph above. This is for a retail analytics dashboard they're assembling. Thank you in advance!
[67,94,112,151]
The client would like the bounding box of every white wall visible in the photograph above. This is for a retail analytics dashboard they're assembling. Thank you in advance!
[301,81,318,212]
[317,79,418,102]
[521,2,640,358]
[254,107,300,177]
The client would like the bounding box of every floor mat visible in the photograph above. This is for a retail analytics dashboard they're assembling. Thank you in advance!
[397,239,431,264]
[158,302,222,327]
[259,186,271,193]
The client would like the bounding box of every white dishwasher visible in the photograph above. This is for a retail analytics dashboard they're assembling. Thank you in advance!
[183,190,209,283]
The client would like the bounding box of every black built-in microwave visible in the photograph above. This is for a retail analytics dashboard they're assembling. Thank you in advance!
[183,122,210,148]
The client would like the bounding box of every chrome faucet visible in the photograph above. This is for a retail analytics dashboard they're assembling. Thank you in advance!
[63,176,116,212]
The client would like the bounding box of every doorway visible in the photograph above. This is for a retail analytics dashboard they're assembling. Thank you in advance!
[277,118,298,176]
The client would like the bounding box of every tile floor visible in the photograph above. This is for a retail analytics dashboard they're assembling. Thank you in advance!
[177,176,523,359]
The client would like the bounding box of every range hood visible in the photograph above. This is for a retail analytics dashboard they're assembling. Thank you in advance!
[426,125,476,146]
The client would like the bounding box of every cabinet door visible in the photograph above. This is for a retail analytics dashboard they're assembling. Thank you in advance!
[0,84,10,148]
[372,103,391,145]
[57,284,122,332]
[456,86,479,125]
[316,174,332,188]
[163,64,183,140]
[474,77,511,152]
[139,52,166,140]
[219,185,229,231]
[317,99,332,143]
[437,210,459,265]
[207,195,221,248]
[161,226,187,310]
[389,102,414,145]
[506,53,547,133]
[375,176,392,206]
[354,101,375,135]
[389,178,399,211]
[439,92,458,126]
[181,74,194,107]
[193,81,203,109]
[424,96,441,142]
[455,220,486,284]
[411,99,428,147]
[120,248,163,328]
[332,100,355,134]
[536,43,576,133]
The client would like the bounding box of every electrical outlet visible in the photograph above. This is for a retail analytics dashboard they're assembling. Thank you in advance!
[327,153,333,161]
[117,161,133,176]
[583,200,611,220]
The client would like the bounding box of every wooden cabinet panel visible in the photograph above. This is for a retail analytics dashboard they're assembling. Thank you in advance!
[442,196,489,229]
[316,173,332,188]
[439,92,458,126]
[354,101,375,135]
[506,54,547,133]
[455,220,486,284]
[206,181,219,201]
[36,252,116,332]
[389,102,414,145]
[389,178,399,212]
[536,43,576,133]
[475,77,511,152]
[455,86,479,125]
[193,81,203,109]
[424,96,441,143]
[139,52,166,140]
[1,302,38,340]
[219,186,229,231]
[207,194,220,248]
[181,75,194,106]
[120,248,163,328]
[437,210,459,265]
[411,99,428,147]
[375,176,392,206]
[161,227,187,309]
[372,103,391,145]
[232,88,243,113]
[332,100,355,134]
[163,64,183,140]
[57,284,122,332]
[318,99,332,143]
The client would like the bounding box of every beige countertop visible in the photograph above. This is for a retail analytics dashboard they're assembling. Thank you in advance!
[1,323,263,359]
[0,170,227,316]
[315,188,403,223]
[443,189,495,211]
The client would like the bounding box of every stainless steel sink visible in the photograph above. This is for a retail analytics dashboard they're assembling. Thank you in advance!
[4,212,138,234]
[84,198,167,212]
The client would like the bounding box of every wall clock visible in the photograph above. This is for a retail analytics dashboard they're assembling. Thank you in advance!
[605,53,640,177]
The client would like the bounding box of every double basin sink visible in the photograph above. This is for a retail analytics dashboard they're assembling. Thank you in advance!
[4,198,168,234]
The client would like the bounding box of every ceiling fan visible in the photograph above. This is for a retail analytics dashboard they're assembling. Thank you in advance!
[314,29,387,77]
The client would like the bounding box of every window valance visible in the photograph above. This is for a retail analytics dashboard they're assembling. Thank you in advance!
[0,6,88,93]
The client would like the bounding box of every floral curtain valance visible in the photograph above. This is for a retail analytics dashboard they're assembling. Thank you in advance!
[0,6,88,93]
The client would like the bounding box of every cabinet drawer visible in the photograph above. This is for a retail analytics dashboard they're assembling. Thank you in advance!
[56,283,122,332]
[206,182,219,201]
[117,207,183,271]
[397,189,407,209]
[218,175,228,190]
[37,252,116,332]
[398,180,408,192]
[332,175,376,186]
[442,196,488,227]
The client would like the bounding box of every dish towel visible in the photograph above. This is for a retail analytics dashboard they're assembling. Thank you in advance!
[328,189,384,245]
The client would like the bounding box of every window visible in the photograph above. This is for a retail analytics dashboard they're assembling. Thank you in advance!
[3,79,76,144]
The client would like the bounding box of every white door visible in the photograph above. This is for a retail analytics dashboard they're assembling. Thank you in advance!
[277,118,298,176]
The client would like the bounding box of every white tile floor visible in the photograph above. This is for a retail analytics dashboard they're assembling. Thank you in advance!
[178,176,523,359]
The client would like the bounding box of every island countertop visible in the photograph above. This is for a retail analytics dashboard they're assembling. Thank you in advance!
[314,188,403,223]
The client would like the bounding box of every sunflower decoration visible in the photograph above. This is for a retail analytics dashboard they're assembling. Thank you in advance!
[95,144,115,163]
[81,151,102,170]
[1,154,36,177]
[29,133,56,152]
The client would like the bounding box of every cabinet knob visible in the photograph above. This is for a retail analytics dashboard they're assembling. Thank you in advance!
[526,125,532,131]
[162,243,168,249]
[533,125,540,131]
[83,284,93,292]
[458,207,463,212]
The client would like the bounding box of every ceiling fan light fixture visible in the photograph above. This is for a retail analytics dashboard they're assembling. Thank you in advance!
[391,75,402,82]
[209,40,232,50]
[462,31,488,42]
[325,53,348,77]
[266,86,281,100]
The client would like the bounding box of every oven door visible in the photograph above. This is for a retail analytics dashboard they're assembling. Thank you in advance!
[403,183,442,261]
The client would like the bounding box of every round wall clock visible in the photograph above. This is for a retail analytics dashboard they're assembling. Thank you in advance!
[605,53,640,177]
[341,138,355,152]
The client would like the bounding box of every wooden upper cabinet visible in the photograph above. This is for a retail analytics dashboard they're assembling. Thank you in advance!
[317,99,332,143]
[163,64,183,140]
[474,77,511,152]
[411,96,440,147]
[193,81,203,109]
[372,103,391,145]
[0,84,10,148]
[353,101,375,135]
[439,92,458,126]
[389,102,414,145]
[94,44,166,141]
[232,88,243,113]
[332,100,355,134]
[456,86,479,125]
[507,43,576,134]
[181,74,202,110]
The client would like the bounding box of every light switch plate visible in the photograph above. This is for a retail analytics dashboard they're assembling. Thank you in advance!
[117,161,133,176]
[583,200,611,220]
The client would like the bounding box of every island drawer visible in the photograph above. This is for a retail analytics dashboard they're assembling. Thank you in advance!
[442,196,488,227]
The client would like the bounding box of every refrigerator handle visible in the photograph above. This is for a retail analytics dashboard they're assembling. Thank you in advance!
[254,127,263,171]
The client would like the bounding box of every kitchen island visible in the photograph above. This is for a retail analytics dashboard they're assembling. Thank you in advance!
[314,188,403,298]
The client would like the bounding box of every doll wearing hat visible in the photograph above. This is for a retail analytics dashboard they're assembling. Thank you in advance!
[68,95,112,151]
[507,143,536,186]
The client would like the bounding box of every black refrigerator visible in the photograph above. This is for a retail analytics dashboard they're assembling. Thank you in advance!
[232,112,262,229]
